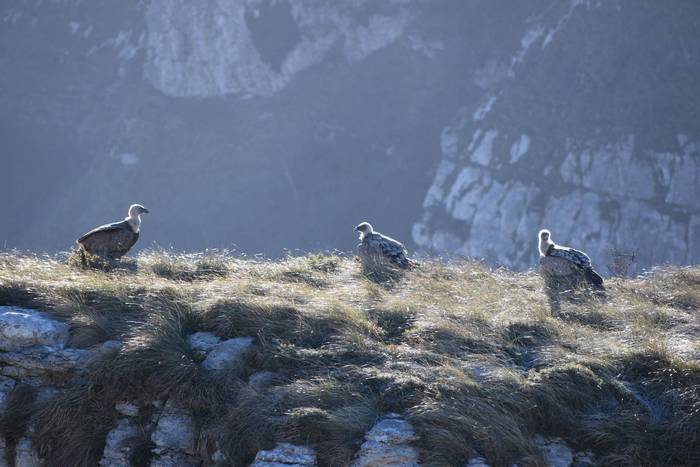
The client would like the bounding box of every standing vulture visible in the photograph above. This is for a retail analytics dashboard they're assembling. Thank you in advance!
[355,222,414,269]
[77,204,149,259]
[538,229,603,287]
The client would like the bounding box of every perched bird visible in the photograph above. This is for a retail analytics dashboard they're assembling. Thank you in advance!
[355,222,414,269]
[538,229,603,287]
[77,204,149,259]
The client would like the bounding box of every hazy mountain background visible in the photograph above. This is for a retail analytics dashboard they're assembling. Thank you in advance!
[2,0,699,273]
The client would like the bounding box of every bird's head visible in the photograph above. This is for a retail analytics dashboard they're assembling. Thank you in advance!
[355,222,373,240]
[539,229,551,242]
[128,204,150,218]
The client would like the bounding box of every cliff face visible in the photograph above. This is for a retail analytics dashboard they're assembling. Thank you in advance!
[1,1,699,270]
[412,1,700,272]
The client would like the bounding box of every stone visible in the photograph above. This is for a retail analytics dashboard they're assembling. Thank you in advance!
[115,401,140,417]
[465,457,490,467]
[0,347,90,376]
[151,413,194,455]
[352,414,419,467]
[15,437,42,467]
[186,332,221,355]
[202,337,254,371]
[100,419,138,467]
[534,435,574,467]
[151,401,195,466]
[365,415,418,445]
[0,307,69,351]
[251,443,317,466]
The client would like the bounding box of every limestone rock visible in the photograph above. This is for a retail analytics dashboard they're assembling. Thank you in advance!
[465,457,490,467]
[0,307,69,351]
[115,401,139,417]
[151,414,194,455]
[535,435,574,467]
[251,443,317,466]
[186,332,253,372]
[15,437,42,467]
[150,401,195,467]
[0,347,90,376]
[202,337,254,371]
[99,419,139,467]
[186,332,221,355]
[145,0,414,98]
[352,414,419,467]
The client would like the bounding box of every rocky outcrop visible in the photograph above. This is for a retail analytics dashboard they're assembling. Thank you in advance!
[413,1,700,273]
[351,413,419,467]
[144,0,414,98]
[250,443,317,466]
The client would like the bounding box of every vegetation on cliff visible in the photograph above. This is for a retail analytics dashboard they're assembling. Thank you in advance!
[0,251,698,466]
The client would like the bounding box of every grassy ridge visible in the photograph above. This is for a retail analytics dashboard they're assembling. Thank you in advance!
[0,251,699,466]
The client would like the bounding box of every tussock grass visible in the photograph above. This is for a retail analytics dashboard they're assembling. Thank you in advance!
[0,251,698,466]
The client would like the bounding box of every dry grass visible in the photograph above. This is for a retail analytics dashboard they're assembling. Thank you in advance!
[0,251,698,466]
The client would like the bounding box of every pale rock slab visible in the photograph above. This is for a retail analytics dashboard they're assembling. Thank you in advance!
[202,337,254,371]
[0,307,69,351]
[251,443,317,466]
[352,413,419,467]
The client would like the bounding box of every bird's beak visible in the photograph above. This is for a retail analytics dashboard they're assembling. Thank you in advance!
[142,208,150,214]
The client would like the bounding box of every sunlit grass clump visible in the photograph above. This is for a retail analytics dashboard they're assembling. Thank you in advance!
[0,250,698,466]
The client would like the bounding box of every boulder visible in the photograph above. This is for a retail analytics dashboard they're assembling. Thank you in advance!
[0,307,69,351]
[100,419,139,467]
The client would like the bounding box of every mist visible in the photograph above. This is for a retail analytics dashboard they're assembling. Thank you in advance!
[2,0,699,273]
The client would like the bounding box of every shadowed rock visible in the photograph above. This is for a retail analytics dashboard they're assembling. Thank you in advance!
[251,443,317,466]
[99,419,139,467]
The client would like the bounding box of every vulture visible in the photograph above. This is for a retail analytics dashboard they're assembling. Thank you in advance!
[77,204,149,259]
[538,229,604,287]
[355,222,414,269]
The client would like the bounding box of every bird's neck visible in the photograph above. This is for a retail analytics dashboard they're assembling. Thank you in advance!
[539,239,554,257]
[126,215,141,233]
[360,231,374,241]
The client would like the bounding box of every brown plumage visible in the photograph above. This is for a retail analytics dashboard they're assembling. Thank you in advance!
[77,204,148,259]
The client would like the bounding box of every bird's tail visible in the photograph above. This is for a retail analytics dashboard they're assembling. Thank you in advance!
[585,268,604,287]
